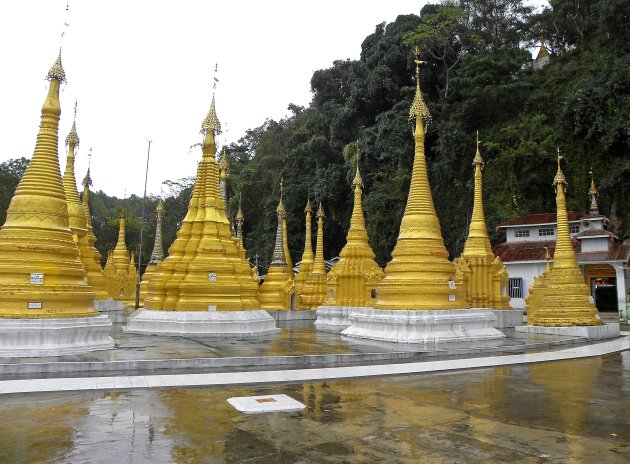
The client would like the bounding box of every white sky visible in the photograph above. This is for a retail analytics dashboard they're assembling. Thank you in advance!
[0,0,424,198]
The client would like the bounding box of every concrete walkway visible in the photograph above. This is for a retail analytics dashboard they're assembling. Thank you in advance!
[1,334,628,396]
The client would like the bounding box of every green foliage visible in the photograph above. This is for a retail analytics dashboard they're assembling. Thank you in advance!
[0,157,28,224]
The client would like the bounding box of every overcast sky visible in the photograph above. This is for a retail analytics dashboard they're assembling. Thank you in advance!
[0,1,546,198]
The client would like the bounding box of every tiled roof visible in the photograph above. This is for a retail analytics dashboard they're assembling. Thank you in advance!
[576,228,612,238]
[496,211,587,229]
[493,240,630,264]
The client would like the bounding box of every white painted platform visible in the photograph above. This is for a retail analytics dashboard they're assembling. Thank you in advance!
[268,310,317,321]
[93,298,125,312]
[315,306,363,332]
[227,394,305,414]
[1,335,628,395]
[124,309,280,337]
[516,322,620,340]
[0,315,113,357]
[341,308,505,344]
[488,309,524,328]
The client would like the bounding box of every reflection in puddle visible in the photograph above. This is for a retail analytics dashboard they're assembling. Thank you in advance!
[1,353,629,463]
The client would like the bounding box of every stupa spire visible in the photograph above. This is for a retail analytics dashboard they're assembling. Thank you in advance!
[299,201,328,308]
[142,81,260,312]
[324,145,384,307]
[588,168,599,215]
[139,198,166,307]
[457,133,510,309]
[526,149,602,326]
[294,197,315,303]
[374,51,467,310]
[0,52,98,318]
[279,179,294,277]
[112,209,130,269]
[235,193,244,239]
[271,187,287,266]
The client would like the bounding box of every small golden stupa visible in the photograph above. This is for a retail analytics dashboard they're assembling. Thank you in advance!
[526,150,602,326]
[294,198,315,307]
[139,199,165,306]
[0,52,98,318]
[455,134,510,309]
[61,108,110,302]
[325,152,384,306]
[143,93,260,311]
[105,210,136,301]
[374,56,467,310]
[281,185,294,278]
[299,202,328,309]
[588,168,600,215]
[258,184,293,310]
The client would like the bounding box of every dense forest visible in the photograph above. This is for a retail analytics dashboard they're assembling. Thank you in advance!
[1,0,628,275]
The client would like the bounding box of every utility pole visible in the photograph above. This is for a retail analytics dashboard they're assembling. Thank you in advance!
[135,138,152,309]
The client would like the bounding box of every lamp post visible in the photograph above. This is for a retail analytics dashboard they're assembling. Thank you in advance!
[135,138,152,309]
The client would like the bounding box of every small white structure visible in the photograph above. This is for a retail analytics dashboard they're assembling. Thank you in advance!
[227,394,305,414]
[493,211,629,321]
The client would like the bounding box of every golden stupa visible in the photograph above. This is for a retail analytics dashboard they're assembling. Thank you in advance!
[526,151,602,326]
[281,184,294,278]
[0,52,98,318]
[143,93,260,311]
[105,210,136,301]
[62,107,110,301]
[299,202,328,309]
[258,185,293,310]
[588,168,600,215]
[455,134,510,309]
[139,199,165,306]
[294,198,315,307]
[374,57,467,310]
[325,154,384,306]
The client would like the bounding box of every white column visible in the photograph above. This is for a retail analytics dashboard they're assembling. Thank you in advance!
[614,264,627,323]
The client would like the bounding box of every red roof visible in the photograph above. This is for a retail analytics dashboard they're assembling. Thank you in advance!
[496,211,586,229]
[493,240,630,264]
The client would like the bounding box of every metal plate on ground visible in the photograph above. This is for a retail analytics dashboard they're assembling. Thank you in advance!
[227,394,305,414]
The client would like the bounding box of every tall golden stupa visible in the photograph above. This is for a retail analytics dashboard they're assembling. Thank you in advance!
[525,151,603,326]
[104,210,136,302]
[0,53,111,355]
[139,199,165,306]
[299,202,328,309]
[373,57,467,310]
[127,89,277,337]
[294,198,315,307]
[258,185,293,310]
[324,154,384,306]
[455,135,510,310]
[62,108,109,302]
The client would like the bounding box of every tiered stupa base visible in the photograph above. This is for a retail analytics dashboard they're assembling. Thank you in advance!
[0,315,113,357]
[94,298,125,312]
[516,323,619,341]
[339,308,505,344]
[124,309,280,338]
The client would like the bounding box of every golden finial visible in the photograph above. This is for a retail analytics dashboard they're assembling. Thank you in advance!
[82,148,93,187]
[588,167,598,196]
[553,147,567,188]
[473,130,484,166]
[47,49,66,83]
[409,46,431,123]
[353,141,364,189]
[544,246,552,272]
[304,197,312,213]
[65,100,80,147]
[156,198,165,215]
[316,201,325,219]
[201,64,221,135]
[588,167,599,215]
[276,178,286,216]
[119,208,126,219]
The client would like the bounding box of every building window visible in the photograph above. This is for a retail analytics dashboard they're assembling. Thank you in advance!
[508,278,523,298]
[538,227,554,237]
[515,229,529,238]
[570,224,580,234]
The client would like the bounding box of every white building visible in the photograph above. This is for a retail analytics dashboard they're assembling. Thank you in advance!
[493,211,629,321]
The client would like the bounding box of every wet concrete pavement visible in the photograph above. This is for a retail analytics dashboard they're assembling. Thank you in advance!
[1,351,629,463]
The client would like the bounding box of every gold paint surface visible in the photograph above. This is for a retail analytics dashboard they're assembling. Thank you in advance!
[299,202,327,309]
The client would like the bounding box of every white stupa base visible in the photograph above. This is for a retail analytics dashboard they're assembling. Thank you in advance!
[124,309,280,337]
[93,298,125,312]
[268,310,317,321]
[0,315,113,358]
[315,306,366,332]
[516,323,619,340]
[341,308,505,344]
[487,309,524,328]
